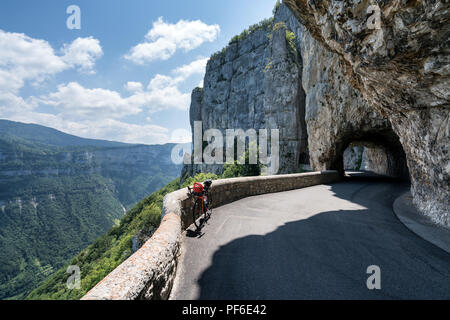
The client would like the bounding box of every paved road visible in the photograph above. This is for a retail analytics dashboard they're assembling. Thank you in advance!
[170,174,450,299]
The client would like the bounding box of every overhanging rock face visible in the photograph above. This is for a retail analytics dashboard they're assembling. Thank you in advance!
[275,3,408,179]
[284,0,449,227]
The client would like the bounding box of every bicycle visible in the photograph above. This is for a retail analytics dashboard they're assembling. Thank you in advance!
[187,179,213,229]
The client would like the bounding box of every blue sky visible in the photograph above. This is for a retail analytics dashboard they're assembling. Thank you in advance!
[0,0,276,144]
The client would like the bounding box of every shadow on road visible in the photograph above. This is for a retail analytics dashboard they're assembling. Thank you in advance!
[195,175,450,299]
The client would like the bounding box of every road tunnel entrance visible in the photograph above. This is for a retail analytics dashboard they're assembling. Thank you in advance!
[332,129,409,180]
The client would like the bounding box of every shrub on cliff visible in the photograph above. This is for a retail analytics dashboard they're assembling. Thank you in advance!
[273,0,281,15]
[222,149,262,178]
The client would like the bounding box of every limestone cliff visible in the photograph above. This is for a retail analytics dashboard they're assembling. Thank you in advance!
[182,18,309,178]
[275,3,409,181]
[284,0,449,226]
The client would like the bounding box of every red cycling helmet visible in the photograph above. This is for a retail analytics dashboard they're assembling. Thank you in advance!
[193,182,204,193]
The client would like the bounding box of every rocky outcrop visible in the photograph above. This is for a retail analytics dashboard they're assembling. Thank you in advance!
[275,4,408,179]
[264,22,309,173]
[344,145,364,170]
[343,143,397,176]
[284,0,449,226]
[361,146,389,176]
[183,18,309,178]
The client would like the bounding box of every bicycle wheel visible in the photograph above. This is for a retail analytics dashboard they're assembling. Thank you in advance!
[192,198,204,229]
[205,193,212,219]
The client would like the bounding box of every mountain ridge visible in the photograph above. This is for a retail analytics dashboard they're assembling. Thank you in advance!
[0,120,183,299]
[0,119,134,149]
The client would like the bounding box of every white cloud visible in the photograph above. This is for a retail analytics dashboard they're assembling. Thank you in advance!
[61,37,103,74]
[0,91,37,117]
[125,17,219,64]
[170,128,192,143]
[0,30,103,117]
[37,58,208,121]
[124,81,143,92]
[39,82,142,119]
[37,76,190,123]
[60,118,171,145]
[137,57,209,111]
[7,110,171,145]
[38,73,192,120]
[126,38,177,63]
[0,30,102,92]
[129,83,190,112]
[173,57,208,80]
[142,57,208,90]
[1,50,204,145]
[132,74,191,112]
[0,30,67,93]
[147,74,178,89]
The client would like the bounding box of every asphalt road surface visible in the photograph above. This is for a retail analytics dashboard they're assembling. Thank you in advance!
[170,174,450,299]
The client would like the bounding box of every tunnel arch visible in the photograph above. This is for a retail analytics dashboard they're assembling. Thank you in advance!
[330,128,409,179]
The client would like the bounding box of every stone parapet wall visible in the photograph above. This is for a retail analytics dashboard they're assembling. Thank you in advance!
[82,171,340,300]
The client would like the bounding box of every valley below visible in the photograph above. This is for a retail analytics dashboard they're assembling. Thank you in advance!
[0,120,183,299]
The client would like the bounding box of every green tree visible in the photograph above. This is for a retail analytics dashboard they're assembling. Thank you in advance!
[222,148,262,178]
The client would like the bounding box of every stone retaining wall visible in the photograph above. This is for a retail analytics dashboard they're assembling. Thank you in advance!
[82,170,340,300]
